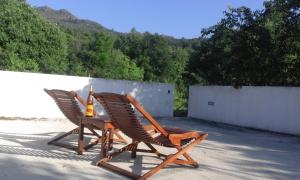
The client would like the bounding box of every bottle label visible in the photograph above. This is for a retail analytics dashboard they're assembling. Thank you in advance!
[86,104,94,117]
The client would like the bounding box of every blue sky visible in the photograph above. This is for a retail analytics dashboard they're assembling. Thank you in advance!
[27,0,265,39]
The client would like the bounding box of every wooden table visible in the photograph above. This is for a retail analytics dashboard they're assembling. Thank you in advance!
[78,116,116,158]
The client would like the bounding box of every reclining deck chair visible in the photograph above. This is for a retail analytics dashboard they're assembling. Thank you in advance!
[93,92,208,180]
[44,89,126,152]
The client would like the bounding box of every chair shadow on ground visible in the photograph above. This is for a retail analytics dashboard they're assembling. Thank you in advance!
[0,131,99,161]
[0,130,128,179]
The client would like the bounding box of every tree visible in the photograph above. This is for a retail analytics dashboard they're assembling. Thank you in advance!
[262,0,300,85]
[188,0,300,87]
[79,31,144,80]
[101,49,144,80]
[0,0,68,73]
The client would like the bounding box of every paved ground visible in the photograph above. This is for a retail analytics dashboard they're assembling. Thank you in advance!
[0,117,299,180]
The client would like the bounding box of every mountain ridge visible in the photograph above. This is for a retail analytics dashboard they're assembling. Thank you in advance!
[35,6,200,43]
[36,6,115,33]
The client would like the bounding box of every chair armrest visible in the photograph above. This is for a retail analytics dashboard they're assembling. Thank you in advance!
[71,91,86,106]
[143,124,158,135]
[143,124,156,131]
[168,131,203,146]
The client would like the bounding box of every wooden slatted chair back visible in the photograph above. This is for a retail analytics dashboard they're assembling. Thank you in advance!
[44,89,83,125]
[93,93,156,143]
[126,94,169,137]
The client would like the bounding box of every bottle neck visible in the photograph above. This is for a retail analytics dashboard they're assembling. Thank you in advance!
[87,92,93,104]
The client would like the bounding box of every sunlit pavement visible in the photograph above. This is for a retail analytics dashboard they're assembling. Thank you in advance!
[0,117,299,180]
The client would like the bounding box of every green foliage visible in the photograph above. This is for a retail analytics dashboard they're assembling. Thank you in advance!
[115,31,190,83]
[93,32,114,69]
[0,0,68,73]
[174,94,187,116]
[75,31,144,80]
[101,49,144,80]
[6,52,39,72]
[188,0,300,87]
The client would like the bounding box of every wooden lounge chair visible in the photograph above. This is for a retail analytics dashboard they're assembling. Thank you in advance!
[92,92,208,180]
[44,89,126,152]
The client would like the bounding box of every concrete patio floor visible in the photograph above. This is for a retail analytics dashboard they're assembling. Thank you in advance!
[0,117,299,180]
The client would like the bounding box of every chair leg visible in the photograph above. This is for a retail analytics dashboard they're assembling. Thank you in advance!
[113,129,128,144]
[78,122,84,155]
[83,126,102,151]
[171,145,199,167]
[97,143,142,179]
[49,126,91,152]
[49,123,111,153]
[87,127,101,138]
[145,143,167,158]
[108,128,114,151]
[48,127,78,145]
[181,152,199,167]
[99,161,141,179]
[140,137,205,180]
[100,129,110,159]
[48,127,80,150]
[97,143,139,165]
[86,127,127,149]
[96,134,207,180]
[131,140,138,158]
[83,138,102,151]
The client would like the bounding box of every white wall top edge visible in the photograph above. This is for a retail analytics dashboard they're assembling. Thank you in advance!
[0,70,174,87]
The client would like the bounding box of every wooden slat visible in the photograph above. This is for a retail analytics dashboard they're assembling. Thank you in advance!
[93,93,155,144]
[126,95,169,137]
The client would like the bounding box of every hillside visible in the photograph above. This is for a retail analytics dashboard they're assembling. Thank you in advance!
[36,6,112,33]
[35,6,199,47]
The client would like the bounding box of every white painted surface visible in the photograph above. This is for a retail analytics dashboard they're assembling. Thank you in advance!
[0,70,174,118]
[188,86,300,135]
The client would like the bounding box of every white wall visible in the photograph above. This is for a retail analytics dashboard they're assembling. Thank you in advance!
[0,71,174,118]
[188,86,300,135]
